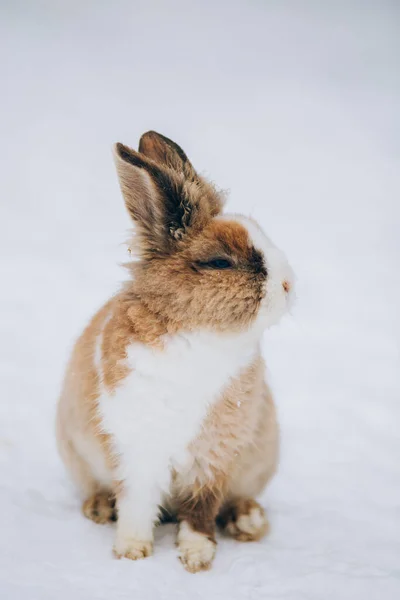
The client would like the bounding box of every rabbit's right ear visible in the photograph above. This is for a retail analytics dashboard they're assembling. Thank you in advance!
[114,143,168,258]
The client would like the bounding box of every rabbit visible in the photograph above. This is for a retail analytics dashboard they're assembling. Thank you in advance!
[56,131,295,573]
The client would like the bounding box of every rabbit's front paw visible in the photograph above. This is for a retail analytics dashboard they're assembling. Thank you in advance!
[113,537,153,560]
[177,521,216,573]
[82,491,117,524]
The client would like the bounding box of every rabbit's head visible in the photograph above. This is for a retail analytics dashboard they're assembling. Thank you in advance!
[114,131,294,334]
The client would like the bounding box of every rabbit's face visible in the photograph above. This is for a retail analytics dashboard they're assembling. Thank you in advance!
[133,214,294,333]
[115,131,294,333]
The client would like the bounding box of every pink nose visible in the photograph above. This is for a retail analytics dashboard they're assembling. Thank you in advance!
[282,280,290,293]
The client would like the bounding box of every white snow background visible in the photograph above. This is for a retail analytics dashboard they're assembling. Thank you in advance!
[0,1,399,599]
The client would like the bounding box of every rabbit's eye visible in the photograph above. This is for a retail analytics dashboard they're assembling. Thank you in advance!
[197,258,232,270]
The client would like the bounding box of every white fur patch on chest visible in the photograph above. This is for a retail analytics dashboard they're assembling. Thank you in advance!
[97,328,259,487]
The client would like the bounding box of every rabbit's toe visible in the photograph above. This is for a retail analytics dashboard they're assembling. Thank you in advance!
[217,498,269,542]
[82,491,117,524]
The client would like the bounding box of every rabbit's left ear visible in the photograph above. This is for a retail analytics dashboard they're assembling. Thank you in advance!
[114,134,225,258]
[138,131,196,178]
[138,130,224,219]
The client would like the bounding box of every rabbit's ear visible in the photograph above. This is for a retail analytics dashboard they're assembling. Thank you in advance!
[114,138,225,258]
[114,142,169,257]
[138,131,224,217]
[138,131,196,177]
[114,142,203,257]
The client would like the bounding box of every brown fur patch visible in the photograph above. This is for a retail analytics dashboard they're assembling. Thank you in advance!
[181,357,265,485]
[101,306,131,391]
[98,292,172,392]
[217,498,269,541]
[57,301,116,471]
[82,491,117,524]
[193,220,267,275]
[217,497,260,526]
[177,476,227,541]
[206,220,250,256]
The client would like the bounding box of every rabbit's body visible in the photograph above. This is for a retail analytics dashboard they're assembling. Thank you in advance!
[57,290,278,503]
[57,132,293,572]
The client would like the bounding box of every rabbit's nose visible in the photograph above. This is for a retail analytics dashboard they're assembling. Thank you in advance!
[282,280,291,293]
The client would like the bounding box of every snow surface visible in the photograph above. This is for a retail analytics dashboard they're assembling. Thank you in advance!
[1,1,399,598]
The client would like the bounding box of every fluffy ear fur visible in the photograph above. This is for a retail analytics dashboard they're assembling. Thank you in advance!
[114,133,224,259]
[138,131,195,178]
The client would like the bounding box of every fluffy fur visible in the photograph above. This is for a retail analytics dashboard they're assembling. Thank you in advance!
[56,130,294,573]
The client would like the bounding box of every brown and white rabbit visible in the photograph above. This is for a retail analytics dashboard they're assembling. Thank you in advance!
[56,131,294,573]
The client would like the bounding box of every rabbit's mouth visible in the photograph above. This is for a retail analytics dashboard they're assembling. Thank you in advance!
[256,272,295,329]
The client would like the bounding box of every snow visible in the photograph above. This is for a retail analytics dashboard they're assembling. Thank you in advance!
[1,1,399,598]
